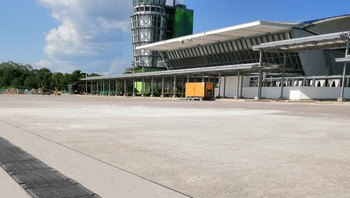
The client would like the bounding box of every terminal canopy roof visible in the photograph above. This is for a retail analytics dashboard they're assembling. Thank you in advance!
[83,63,269,81]
[252,31,350,52]
[137,21,296,51]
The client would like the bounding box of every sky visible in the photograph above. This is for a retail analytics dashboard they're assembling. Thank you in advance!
[0,0,350,75]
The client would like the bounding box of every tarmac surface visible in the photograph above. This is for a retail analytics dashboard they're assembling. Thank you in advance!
[0,95,350,198]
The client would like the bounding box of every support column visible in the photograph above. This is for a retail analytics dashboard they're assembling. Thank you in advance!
[173,75,176,98]
[279,53,287,100]
[142,77,145,97]
[235,71,240,99]
[187,74,190,83]
[270,77,273,87]
[96,81,99,95]
[338,38,349,102]
[132,78,135,97]
[181,77,185,97]
[339,63,348,101]
[102,81,105,96]
[212,77,216,98]
[217,72,222,98]
[91,81,93,95]
[223,76,226,98]
[202,73,205,83]
[240,73,244,98]
[256,50,263,100]
[117,80,120,96]
[150,77,154,97]
[161,76,165,97]
[108,80,111,96]
[85,81,88,95]
[124,79,127,96]
[213,77,216,95]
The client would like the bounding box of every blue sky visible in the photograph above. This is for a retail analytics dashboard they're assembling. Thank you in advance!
[0,0,349,74]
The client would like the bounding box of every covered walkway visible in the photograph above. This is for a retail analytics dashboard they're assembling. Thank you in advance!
[81,63,279,98]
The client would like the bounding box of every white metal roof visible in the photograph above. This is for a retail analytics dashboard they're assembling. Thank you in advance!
[83,63,261,81]
[253,31,350,52]
[136,21,296,51]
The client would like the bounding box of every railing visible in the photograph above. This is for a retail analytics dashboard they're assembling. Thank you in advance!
[249,75,350,88]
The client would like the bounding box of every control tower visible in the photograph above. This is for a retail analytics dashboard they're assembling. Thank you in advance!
[130,0,193,69]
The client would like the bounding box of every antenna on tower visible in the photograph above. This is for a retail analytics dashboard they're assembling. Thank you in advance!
[173,0,176,6]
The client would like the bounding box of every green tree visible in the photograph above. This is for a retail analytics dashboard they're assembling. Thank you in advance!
[0,61,101,92]
[60,73,72,92]
[11,76,24,88]
[24,76,37,89]
[36,68,52,88]
[71,70,81,82]
[51,72,63,90]
[0,63,23,87]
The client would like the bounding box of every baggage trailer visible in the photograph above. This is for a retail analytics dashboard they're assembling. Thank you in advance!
[185,82,214,100]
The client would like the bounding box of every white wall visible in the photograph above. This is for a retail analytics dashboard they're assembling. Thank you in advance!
[289,87,350,100]
[242,87,350,100]
[241,87,291,99]
[215,75,350,100]
[215,76,250,97]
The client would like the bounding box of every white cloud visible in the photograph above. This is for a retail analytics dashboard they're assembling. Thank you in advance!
[37,0,133,74]
[35,59,52,69]
[35,59,78,73]
[101,59,128,76]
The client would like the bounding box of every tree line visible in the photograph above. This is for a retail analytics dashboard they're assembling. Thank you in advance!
[0,61,99,91]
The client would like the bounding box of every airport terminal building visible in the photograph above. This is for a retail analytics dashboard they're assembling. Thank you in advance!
[83,13,350,101]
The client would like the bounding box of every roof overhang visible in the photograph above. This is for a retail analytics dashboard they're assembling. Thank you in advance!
[253,31,350,52]
[137,20,296,51]
[82,63,282,81]
[336,57,350,63]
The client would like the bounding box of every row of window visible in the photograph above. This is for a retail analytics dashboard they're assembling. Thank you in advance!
[132,28,163,36]
[131,21,164,29]
[132,29,164,42]
[133,48,160,56]
[132,35,164,42]
[131,14,164,22]
[133,0,166,5]
[133,56,160,67]
[134,5,165,14]
[131,14,166,29]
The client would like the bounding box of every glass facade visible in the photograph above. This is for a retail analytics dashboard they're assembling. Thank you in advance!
[174,8,194,38]
[131,2,166,67]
